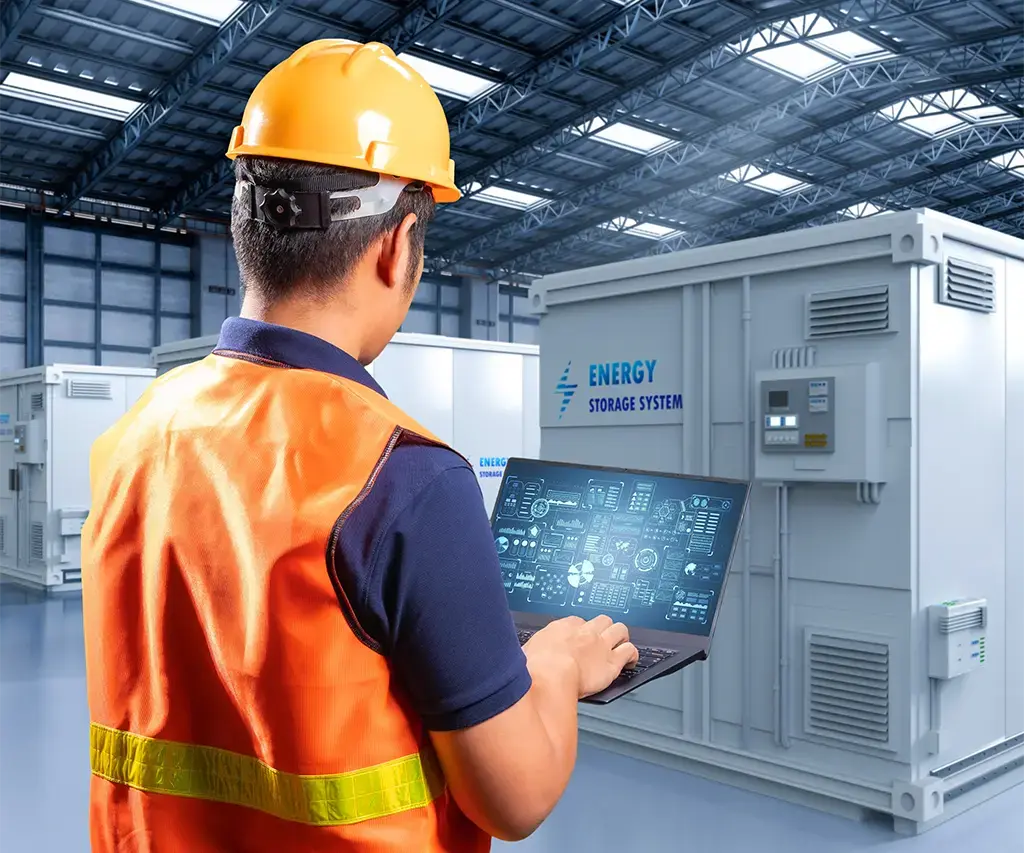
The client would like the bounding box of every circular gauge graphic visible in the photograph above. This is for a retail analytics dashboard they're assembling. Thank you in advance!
[722,500,732,511]
[495,536,510,554]
[530,498,550,519]
[601,553,615,567]
[635,548,659,572]
[567,560,596,588]
[684,562,698,577]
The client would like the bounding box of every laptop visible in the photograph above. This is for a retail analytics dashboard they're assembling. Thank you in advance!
[491,457,750,704]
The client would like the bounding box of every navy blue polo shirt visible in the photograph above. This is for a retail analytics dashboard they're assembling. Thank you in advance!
[215,318,531,731]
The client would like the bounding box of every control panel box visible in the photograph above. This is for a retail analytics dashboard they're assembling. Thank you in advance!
[928,598,988,680]
[754,363,885,484]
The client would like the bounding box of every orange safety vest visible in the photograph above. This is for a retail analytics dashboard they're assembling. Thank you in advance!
[82,351,491,853]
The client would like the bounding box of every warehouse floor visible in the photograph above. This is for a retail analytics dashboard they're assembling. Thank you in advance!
[2,589,1021,852]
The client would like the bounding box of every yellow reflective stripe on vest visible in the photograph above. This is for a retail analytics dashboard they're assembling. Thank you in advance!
[89,723,443,826]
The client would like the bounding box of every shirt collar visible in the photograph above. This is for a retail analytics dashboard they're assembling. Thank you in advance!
[214,317,387,398]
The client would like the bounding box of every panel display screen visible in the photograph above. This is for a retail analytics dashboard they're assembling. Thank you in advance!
[492,459,749,636]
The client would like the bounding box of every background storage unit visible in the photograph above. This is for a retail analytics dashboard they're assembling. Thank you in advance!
[527,209,1024,834]
[0,365,155,592]
[151,332,541,513]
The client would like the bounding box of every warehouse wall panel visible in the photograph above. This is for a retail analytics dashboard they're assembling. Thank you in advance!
[414,280,436,305]
[44,304,94,343]
[162,244,191,273]
[102,234,156,266]
[0,257,25,297]
[160,277,190,314]
[440,311,460,338]
[102,350,153,368]
[0,342,25,370]
[102,311,154,349]
[1,300,25,340]
[0,219,25,251]
[161,316,191,344]
[43,263,94,303]
[103,270,156,310]
[402,306,437,335]
[44,225,93,258]
[43,345,93,365]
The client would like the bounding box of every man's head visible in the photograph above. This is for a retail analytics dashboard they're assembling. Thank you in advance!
[225,40,461,363]
[231,155,435,362]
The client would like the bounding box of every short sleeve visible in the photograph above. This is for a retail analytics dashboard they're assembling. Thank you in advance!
[331,444,532,731]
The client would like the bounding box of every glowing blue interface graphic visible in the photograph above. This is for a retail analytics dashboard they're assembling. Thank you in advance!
[493,459,748,636]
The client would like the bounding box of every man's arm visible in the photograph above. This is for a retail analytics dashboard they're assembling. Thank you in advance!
[334,447,634,840]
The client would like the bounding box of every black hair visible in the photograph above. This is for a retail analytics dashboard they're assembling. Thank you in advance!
[230,156,436,303]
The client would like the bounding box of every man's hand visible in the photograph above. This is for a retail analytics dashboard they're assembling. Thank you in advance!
[524,614,639,698]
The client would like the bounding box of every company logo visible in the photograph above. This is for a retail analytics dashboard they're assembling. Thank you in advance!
[553,358,682,418]
[554,361,578,419]
[478,457,508,479]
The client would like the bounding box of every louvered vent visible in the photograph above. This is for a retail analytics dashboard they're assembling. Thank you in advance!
[806,285,890,340]
[0,516,5,556]
[30,392,44,411]
[66,379,112,400]
[30,522,44,561]
[940,258,995,313]
[805,632,890,747]
[939,607,985,634]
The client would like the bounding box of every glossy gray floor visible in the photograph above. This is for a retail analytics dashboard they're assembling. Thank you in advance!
[2,590,1021,852]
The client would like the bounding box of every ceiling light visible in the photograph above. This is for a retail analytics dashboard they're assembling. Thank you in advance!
[598,216,680,240]
[590,119,673,154]
[466,182,547,209]
[121,0,243,26]
[726,164,808,194]
[399,53,496,100]
[0,71,140,120]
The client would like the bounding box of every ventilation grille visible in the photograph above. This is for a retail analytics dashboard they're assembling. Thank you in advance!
[806,285,890,339]
[940,608,985,634]
[805,633,890,747]
[30,392,44,411]
[66,379,112,400]
[772,346,817,369]
[0,516,5,556]
[940,258,995,313]
[30,522,44,561]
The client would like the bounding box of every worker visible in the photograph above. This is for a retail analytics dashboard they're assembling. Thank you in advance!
[81,40,638,852]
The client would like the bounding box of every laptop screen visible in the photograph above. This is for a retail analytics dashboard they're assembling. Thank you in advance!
[491,458,749,637]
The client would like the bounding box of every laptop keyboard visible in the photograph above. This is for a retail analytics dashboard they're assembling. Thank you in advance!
[517,629,675,681]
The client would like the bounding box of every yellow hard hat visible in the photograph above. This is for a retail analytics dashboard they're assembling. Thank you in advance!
[226,40,461,203]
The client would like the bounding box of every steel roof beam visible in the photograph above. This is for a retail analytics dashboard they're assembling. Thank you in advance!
[156,0,470,226]
[435,32,1021,266]
[33,7,193,54]
[519,130,1023,268]
[0,0,40,54]
[450,0,984,204]
[55,0,297,215]
[446,0,724,145]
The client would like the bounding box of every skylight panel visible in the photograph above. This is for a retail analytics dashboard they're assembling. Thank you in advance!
[736,16,892,81]
[399,54,496,100]
[751,40,838,78]
[879,89,1012,138]
[598,216,680,240]
[466,182,546,210]
[991,150,1024,178]
[0,72,140,120]
[726,164,807,194]
[122,0,243,25]
[841,201,886,218]
[592,121,673,154]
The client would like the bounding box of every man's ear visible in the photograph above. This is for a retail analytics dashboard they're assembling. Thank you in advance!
[377,213,419,290]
